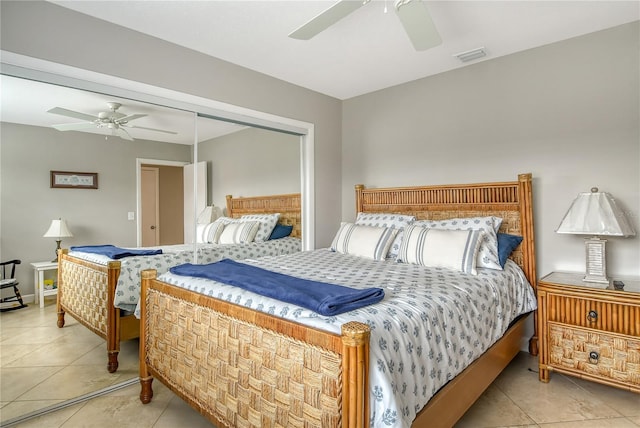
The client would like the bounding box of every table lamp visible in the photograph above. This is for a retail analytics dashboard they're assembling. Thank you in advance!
[43,218,73,262]
[556,187,635,283]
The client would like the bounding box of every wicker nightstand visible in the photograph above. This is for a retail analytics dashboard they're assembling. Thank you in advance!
[537,271,640,393]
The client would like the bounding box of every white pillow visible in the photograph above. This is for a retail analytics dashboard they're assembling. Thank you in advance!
[355,212,416,259]
[330,222,398,261]
[398,225,483,275]
[218,221,260,244]
[196,224,209,243]
[413,216,502,270]
[240,213,281,242]
[197,222,227,244]
[206,222,226,243]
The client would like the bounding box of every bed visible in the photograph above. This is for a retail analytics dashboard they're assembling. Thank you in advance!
[56,192,301,373]
[138,174,538,428]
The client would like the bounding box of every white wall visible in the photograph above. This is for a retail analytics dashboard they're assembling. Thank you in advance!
[343,22,640,279]
[198,126,300,211]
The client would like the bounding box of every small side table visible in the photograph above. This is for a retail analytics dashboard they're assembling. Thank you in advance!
[31,261,58,308]
[538,271,640,393]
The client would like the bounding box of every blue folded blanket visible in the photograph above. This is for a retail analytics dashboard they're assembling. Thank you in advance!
[70,245,162,259]
[170,259,385,316]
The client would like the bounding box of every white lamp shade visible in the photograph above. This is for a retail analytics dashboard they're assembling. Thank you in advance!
[556,190,635,237]
[196,206,222,224]
[43,218,73,239]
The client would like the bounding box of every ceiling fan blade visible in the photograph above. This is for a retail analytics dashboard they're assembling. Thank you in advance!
[118,128,135,141]
[51,122,97,131]
[128,125,178,135]
[47,107,98,122]
[118,113,147,123]
[395,0,442,51]
[289,0,364,40]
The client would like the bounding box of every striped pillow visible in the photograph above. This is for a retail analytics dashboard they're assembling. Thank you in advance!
[413,216,502,270]
[398,225,483,275]
[218,221,260,244]
[204,221,226,243]
[331,223,398,261]
[240,213,281,242]
[355,212,416,259]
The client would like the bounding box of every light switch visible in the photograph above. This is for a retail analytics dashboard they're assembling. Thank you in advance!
[127,212,135,220]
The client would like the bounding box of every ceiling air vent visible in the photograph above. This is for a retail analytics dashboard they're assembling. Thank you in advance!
[453,47,487,63]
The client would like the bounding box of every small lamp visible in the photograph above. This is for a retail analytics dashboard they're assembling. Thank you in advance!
[196,206,222,224]
[43,218,73,263]
[556,188,635,283]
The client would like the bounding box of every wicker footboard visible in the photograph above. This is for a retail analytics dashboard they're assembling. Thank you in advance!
[57,249,139,372]
[139,269,370,428]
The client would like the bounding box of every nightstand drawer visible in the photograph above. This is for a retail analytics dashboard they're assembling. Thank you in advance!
[546,293,640,336]
[548,323,640,388]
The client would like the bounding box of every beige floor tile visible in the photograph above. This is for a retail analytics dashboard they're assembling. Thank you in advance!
[626,415,640,426]
[17,364,127,401]
[456,384,536,427]
[5,339,103,368]
[0,344,38,367]
[564,377,640,417]
[493,356,624,424]
[58,382,175,428]
[0,326,68,346]
[537,417,638,427]
[152,394,214,428]
[0,366,64,402]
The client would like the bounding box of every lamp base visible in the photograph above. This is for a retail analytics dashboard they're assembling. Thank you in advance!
[583,237,609,284]
[52,240,62,264]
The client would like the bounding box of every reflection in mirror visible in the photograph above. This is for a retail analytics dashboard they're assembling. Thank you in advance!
[0,73,303,424]
[196,114,301,215]
[0,74,199,424]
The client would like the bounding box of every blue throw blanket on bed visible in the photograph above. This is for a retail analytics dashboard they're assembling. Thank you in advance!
[170,258,385,316]
[70,245,162,259]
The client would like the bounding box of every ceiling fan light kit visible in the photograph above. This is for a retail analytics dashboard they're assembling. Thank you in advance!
[289,0,442,51]
[48,101,177,141]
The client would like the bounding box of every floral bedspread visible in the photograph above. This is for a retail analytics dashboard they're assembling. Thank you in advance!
[157,249,537,428]
[68,237,301,314]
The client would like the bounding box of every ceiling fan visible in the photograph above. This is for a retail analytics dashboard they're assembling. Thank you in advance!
[47,102,177,141]
[289,0,442,51]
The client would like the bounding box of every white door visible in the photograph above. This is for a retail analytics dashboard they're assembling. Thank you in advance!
[141,167,160,246]
[183,161,207,244]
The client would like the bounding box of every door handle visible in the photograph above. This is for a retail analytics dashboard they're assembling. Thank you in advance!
[150,225,156,230]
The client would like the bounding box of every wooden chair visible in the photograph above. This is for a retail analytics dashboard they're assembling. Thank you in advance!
[0,259,27,312]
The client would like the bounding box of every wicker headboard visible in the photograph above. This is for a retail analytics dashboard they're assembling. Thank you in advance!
[226,193,302,239]
[355,173,536,287]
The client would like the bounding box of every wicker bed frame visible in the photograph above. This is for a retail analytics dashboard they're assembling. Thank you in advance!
[56,192,301,373]
[139,174,537,428]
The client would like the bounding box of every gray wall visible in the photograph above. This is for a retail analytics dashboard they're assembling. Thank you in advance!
[343,22,640,279]
[0,122,192,295]
[0,0,343,247]
[199,126,300,211]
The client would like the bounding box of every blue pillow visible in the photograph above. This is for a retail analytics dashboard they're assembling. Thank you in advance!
[269,224,293,240]
[497,233,523,268]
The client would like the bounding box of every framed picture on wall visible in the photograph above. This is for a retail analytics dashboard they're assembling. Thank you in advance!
[50,171,98,189]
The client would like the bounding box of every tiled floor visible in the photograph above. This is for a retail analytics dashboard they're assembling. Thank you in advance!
[2,302,638,427]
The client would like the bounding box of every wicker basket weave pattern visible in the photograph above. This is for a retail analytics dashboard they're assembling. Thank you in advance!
[60,260,108,336]
[227,193,302,239]
[547,294,640,336]
[549,323,640,387]
[145,289,343,428]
